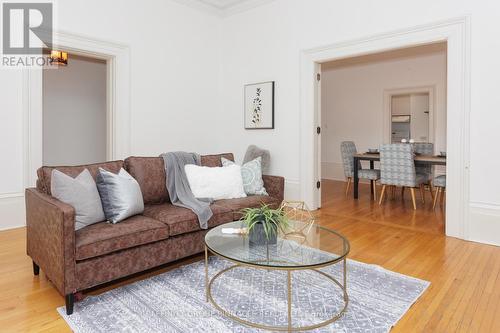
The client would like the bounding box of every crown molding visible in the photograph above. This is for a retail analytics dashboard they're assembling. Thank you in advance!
[170,0,275,17]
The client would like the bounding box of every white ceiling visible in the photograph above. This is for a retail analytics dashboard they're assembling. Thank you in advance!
[173,0,275,16]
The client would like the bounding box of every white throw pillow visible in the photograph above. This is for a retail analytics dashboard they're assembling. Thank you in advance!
[184,164,247,200]
[51,169,106,230]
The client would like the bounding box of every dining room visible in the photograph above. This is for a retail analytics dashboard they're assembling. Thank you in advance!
[319,42,448,235]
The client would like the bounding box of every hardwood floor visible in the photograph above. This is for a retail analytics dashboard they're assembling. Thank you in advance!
[0,179,498,332]
[321,179,446,235]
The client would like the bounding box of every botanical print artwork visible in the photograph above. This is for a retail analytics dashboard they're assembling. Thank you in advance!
[245,81,274,129]
[252,88,262,125]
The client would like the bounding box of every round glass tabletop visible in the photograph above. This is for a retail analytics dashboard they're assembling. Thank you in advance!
[204,220,350,269]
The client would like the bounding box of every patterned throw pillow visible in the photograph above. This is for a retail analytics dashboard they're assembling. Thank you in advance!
[221,157,268,196]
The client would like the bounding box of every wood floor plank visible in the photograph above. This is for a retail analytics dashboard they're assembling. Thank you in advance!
[0,179,498,332]
[446,245,492,331]
[462,252,500,332]
[393,240,476,331]
[426,245,490,332]
[457,248,498,332]
[477,257,500,332]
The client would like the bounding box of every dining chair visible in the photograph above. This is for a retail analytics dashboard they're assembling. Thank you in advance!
[432,175,446,209]
[412,142,435,201]
[378,143,428,210]
[340,141,380,200]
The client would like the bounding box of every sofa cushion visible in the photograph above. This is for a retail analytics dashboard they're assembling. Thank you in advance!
[37,160,124,195]
[200,153,234,167]
[143,203,233,236]
[124,157,168,205]
[75,215,169,260]
[215,195,280,220]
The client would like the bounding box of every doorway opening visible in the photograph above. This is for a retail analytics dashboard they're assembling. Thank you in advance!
[318,42,448,235]
[300,18,469,240]
[24,31,131,188]
[42,52,109,166]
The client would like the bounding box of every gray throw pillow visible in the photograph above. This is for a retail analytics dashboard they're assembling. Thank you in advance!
[51,169,106,230]
[221,157,268,196]
[243,145,270,175]
[96,167,144,223]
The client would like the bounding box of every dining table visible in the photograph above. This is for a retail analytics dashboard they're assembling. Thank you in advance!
[352,152,447,199]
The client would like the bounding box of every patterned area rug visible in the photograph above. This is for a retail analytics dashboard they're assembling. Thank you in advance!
[58,254,428,332]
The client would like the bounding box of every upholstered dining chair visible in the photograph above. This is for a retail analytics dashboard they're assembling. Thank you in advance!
[378,143,428,210]
[432,175,446,209]
[413,142,435,200]
[340,141,380,200]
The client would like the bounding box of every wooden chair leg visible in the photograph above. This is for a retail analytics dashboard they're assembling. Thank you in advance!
[419,184,425,204]
[345,177,352,196]
[372,181,377,201]
[433,187,441,209]
[428,182,435,200]
[410,188,417,210]
[401,186,405,198]
[379,185,387,205]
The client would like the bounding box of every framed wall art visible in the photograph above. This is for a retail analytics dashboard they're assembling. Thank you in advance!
[244,81,274,129]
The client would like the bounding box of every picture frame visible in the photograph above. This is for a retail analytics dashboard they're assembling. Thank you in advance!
[244,81,275,129]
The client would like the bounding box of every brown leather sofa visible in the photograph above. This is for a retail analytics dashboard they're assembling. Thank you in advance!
[25,153,284,315]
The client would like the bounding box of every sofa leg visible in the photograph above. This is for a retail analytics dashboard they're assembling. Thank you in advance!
[66,293,74,315]
[33,261,40,276]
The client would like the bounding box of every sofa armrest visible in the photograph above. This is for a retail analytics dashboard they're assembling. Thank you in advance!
[25,188,77,296]
[263,175,285,203]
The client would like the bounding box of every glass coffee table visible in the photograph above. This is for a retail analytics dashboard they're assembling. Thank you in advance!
[204,220,350,332]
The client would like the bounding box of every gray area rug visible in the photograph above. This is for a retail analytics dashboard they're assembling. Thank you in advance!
[58,252,429,333]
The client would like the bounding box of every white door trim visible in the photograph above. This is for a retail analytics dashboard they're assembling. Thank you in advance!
[383,85,436,145]
[23,30,131,187]
[300,17,470,240]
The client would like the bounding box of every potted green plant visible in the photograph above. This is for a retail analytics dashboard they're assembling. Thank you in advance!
[240,204,289,245]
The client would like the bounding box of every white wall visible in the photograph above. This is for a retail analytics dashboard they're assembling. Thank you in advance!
[219,0,500,245]
[0,0,222,230]
[320,50,447,181]
[43,55,107,165]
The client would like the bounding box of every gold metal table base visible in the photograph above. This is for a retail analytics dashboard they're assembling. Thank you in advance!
[204,246,348,332]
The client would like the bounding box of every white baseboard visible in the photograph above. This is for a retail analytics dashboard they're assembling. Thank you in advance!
[468,202,500,246]
[0,196,26,231]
